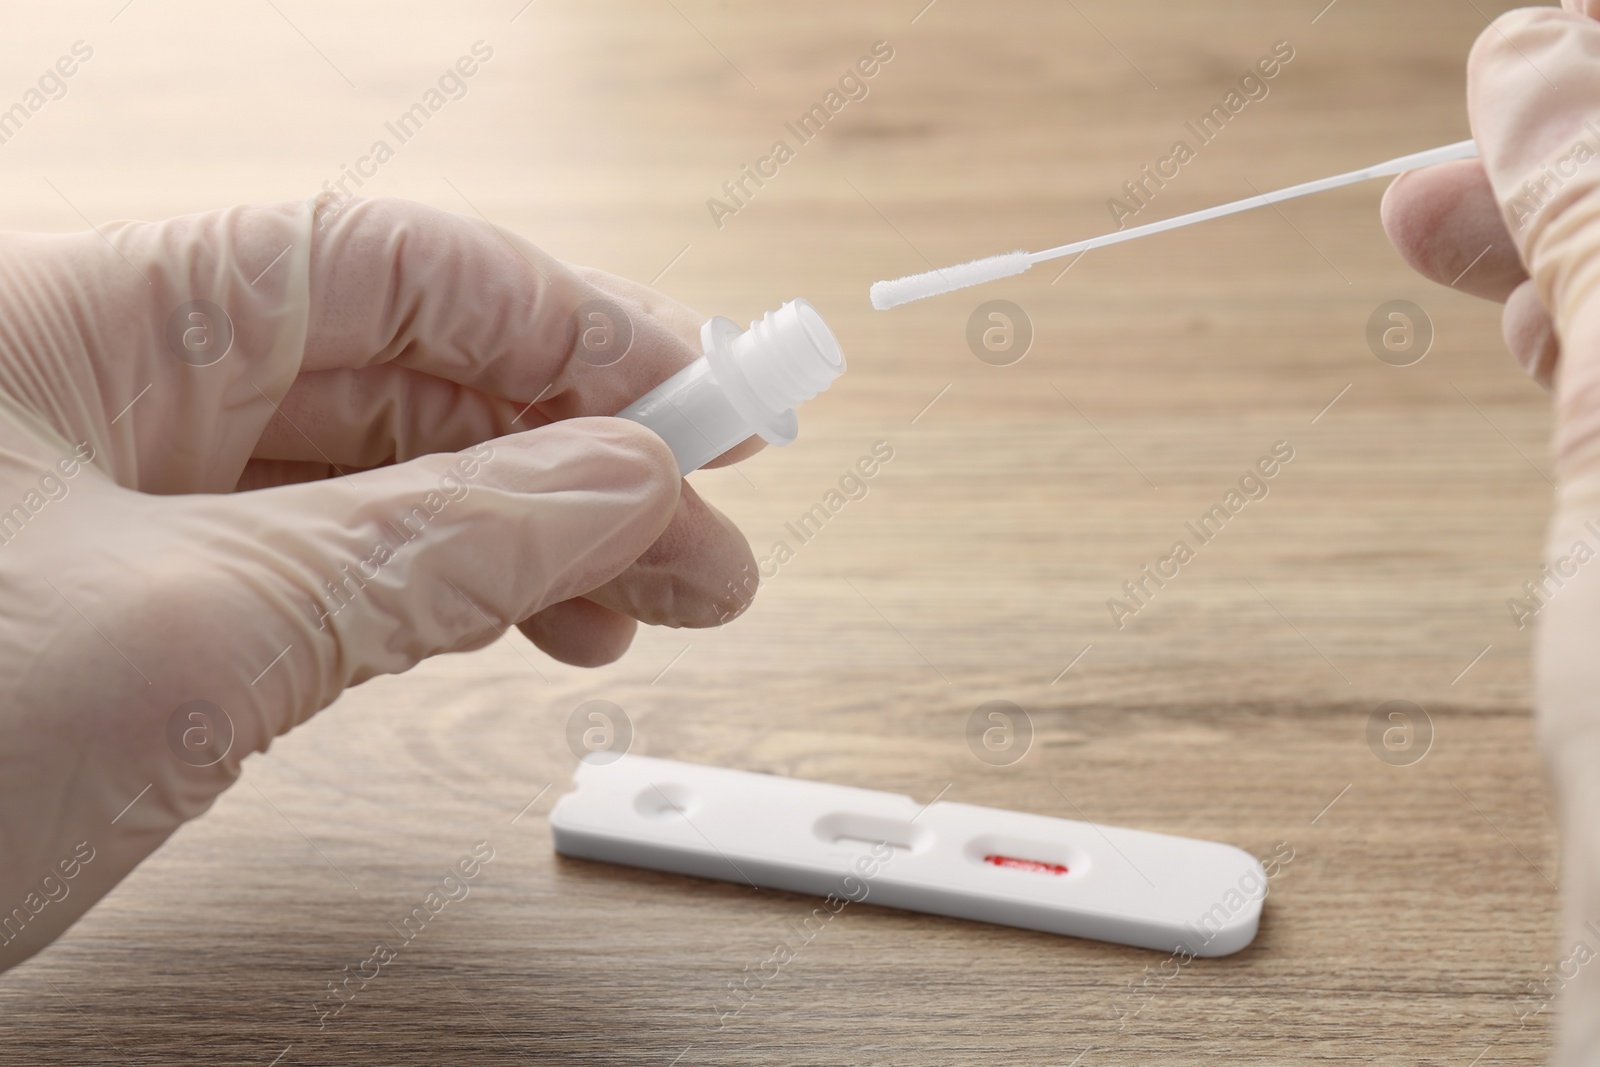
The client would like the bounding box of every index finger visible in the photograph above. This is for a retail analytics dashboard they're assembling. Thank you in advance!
[304,197,708,418]
[1380,157,1528,301]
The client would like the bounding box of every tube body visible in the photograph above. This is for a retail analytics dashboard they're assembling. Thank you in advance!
[616,359,748,476]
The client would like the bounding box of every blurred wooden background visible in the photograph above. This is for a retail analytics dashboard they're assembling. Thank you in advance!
[0,0,1559,1063]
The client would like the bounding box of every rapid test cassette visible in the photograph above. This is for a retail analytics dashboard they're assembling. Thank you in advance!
[549,756,1267,956]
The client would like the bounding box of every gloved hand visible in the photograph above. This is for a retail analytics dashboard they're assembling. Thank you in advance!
[1382,3,1600,1060]
[0,195,758,970]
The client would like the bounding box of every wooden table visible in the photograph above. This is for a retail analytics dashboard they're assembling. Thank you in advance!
[0,0,1557,1063]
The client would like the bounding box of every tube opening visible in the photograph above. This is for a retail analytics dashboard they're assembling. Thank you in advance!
[793,300,843,370]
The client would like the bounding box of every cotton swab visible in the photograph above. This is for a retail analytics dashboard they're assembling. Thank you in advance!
[869,138,1480,311]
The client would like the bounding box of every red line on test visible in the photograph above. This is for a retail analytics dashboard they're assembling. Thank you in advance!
[984,854,1069,875]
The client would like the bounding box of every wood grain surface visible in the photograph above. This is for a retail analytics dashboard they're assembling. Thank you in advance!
[0,1,1560,1064]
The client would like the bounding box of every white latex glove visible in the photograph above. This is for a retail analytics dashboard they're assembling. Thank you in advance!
[0,195,758,970]
[1383,3,1600,1061]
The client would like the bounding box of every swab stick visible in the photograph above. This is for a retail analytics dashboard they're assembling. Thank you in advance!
[869,139,1480,310]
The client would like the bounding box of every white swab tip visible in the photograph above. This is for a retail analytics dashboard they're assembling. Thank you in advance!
[870,250,1034,310]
